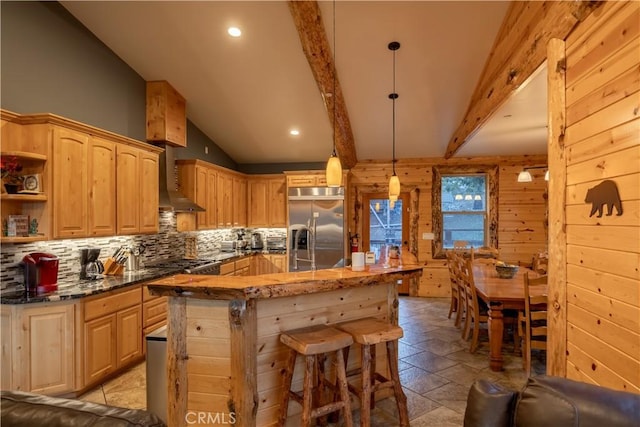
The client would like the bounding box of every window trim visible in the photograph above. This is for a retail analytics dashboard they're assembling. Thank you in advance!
[362,192,410,253]
[431,165,498,259]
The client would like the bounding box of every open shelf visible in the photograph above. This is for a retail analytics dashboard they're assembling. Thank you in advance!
[1,193,47,202]
[0,151,47,162]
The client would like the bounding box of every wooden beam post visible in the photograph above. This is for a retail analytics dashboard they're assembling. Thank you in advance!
[166,297,187,426]
[229,299,258,426]
[288,0,357,168]
[546,37,567,377]
[445,1,602,159]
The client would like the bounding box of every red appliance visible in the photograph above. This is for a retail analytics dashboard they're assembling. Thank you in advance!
[21,252,59,295]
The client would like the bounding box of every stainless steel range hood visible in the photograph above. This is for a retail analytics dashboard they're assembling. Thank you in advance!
[157,144,204,212]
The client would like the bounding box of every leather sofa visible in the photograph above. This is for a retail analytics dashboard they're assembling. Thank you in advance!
[1,390,165,427]
[464,375,640,427]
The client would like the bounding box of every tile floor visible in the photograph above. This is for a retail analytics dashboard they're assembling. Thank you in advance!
[79,297,545,426]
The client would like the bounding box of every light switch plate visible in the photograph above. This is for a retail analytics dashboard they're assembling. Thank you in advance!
[422,232,434,240]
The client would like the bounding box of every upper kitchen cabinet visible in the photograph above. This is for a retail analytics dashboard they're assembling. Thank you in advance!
[176,160,216,230]
[53,127,89,238]
[88,137,116,236]
[146,81,186,147]
[248,175,286,228]
[117,145,159,235]
[232,175,247,228]
[216,172,233,228]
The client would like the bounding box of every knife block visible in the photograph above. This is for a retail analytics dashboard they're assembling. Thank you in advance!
[103,258,125,275]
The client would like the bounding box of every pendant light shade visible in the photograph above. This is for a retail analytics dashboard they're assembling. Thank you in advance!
[325,0,342,187]
[517,170,533,182]
[326,149,342,187]
[388,41,400,201]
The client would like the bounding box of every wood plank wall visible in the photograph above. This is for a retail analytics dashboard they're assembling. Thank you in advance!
[348,155,548,297]
[561,1,640,392]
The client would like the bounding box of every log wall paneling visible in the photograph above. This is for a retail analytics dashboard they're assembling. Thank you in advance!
[561,1,640,392]
[348,156,547,297]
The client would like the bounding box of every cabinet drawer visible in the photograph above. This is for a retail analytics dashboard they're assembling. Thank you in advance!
[142,285,160,302]
[287,176,316,187]
[236,257,251,270]
[143,299,167,328]
[219,262,235,275]
[84,287,141,321]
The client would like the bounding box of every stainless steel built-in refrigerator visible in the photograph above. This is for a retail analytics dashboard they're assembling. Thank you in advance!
[288,187,345,272]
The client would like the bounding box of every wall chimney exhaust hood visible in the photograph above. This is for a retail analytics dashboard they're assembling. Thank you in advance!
[157,143,204,212]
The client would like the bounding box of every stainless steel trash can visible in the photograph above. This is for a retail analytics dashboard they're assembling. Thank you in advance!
[146,325,167,424]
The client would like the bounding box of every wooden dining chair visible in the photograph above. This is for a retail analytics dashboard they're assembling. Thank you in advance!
[470,247,498,265]
[532,251,549,274]
[521,272,548,376]
[445,251,462,326]
[453,240,469,250]
[458,259,488,352]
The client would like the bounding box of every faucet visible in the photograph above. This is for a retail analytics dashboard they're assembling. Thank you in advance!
[293,219,316,271]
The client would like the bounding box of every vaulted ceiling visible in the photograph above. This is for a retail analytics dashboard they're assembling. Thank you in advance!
[61,1,547,165]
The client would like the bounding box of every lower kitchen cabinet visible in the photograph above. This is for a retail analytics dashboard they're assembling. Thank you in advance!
[83,287,143,390]
[250,254,288,275]
[0,301,78,395]
[142,285,167,355]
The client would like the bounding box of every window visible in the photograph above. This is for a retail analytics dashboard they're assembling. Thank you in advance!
[432,166,498,258]
[441,175,486,248]
[362,192,409,263]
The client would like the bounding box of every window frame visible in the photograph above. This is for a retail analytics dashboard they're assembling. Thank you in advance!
[431,165,498,259]
[362,192,410,254]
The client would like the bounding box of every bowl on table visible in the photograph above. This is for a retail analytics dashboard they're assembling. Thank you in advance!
[495,263,519,279]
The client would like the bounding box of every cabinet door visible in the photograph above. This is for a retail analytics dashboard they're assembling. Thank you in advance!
[216,173,232,227]
[53,127,89,238]
[84,314,117,386]
[88,137,116,236]
[233,176,247,227]
[1,306,13,390]
[248,180,268,227]
[268,178,287,227]
[206,169,217,228]
[194,166,208,229]
[117,305,142,368]
[23,303,77,395]
[116,145,140,234]
[271,255,287,273]
[139,151,159,233]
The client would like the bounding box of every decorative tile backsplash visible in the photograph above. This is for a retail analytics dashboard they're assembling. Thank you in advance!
[0,211,286,292]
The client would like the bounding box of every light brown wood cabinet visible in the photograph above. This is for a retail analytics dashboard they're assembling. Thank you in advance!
[0,301,78,395]
[216,172,233,228]
[142,285,167,354]
[286,173,327,187]
[146,81,187,147]
[88,137,117,236]
[251,254,287,275]
[232,176,247,227]
[53,126,89,238]
[117,145,159,235]
[83,287,143,389]
[248,176,286,227]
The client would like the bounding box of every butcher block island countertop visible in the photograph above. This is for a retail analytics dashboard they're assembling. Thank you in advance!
[147,264,423,427]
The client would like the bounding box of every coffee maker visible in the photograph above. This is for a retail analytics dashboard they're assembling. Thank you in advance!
[21,252,59,296]
[80,248,103,280]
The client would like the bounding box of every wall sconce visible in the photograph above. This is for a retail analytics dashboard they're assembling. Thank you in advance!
[464,194,473,200]
[375,202,380,212]
[474,195,482,200]
[517,166,548,183]
[454,194,463,200]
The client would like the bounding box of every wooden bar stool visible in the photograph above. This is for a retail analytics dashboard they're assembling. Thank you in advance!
[337,317,409,427]
[279,325,354,427]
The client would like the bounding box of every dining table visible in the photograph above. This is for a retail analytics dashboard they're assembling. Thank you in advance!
[472,263,547,371]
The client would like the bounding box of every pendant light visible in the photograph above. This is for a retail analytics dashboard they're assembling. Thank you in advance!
[388,41,401,201]
[325,0,342,187]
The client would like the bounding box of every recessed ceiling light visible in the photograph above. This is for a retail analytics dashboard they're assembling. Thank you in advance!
[228,27,242,37]
[290,129,300,136]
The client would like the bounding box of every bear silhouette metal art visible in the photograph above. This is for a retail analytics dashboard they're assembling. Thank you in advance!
[584,180,623,218]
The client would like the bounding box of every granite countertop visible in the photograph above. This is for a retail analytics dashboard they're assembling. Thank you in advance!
[0,251,285,305]
[147,263,424,301]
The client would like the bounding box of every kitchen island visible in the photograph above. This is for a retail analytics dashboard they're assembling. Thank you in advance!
[147,263,423,427]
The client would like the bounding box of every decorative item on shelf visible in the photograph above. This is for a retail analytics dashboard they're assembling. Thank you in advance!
[29,218,39,236]
[19,174,42,194]
[388,41,401,201]
[325,0,342,188]
[517,165,548,183]
[6,215,29,237]
[1,156,23,194]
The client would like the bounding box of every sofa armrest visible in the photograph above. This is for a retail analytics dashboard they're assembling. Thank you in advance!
[464,379,517,427]
[515,376,640,427]
[1,390,165,427]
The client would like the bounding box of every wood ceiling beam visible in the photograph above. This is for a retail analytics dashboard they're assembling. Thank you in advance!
[288,0,357,169]
[444,0,602,159]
